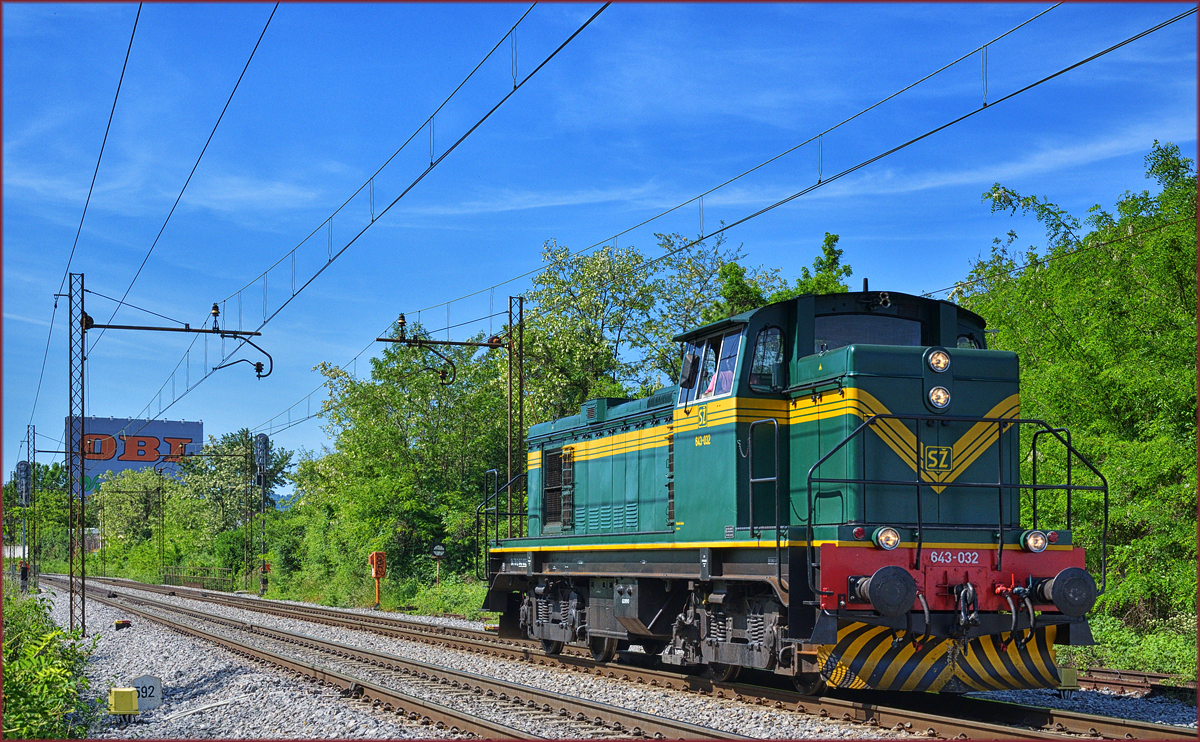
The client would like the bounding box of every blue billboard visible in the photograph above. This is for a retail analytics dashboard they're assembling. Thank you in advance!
[65,417,203,494]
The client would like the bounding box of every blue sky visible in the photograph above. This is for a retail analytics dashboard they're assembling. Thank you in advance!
[4,3,1196,479]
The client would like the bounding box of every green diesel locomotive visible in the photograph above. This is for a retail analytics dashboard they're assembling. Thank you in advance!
[481,290,1106,694]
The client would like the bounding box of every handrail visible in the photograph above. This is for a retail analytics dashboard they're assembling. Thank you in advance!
[1032,428,1071,530]
[747,418,783,589]
[475,470,529,580]
[805,412,1108,600]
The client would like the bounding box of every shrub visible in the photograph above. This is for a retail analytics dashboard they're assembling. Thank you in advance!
[2,586,97,738]
[1058,613,1197,682]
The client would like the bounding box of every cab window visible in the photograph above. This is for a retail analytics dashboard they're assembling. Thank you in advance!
[678,329,743,404]
[702,329,741,398]
[696,336,721,398]
[814,314,921,353]
[678,341,700,406]
[749,326,784,391]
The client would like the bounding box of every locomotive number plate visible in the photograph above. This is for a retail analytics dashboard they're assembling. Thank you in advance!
[927,550,980,565]
[924,446,953,471]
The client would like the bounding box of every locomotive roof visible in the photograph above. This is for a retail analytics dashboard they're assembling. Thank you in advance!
[671,290,985,343]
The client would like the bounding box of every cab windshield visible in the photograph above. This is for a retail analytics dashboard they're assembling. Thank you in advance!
[813,313,921,353]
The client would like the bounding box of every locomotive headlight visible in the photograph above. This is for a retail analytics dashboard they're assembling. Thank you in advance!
[872,526,901,550]
[928,350,951,373]
[929,386,951,408]
[1021,530,1049,553]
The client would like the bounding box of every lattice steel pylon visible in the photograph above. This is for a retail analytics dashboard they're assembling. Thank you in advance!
[67,273,86,635]
[504,296,525,538]
[27,424,37,587]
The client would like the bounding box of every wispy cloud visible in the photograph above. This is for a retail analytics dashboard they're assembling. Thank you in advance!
[4,312,52,327]
[181,172,325,214]
[819,120,1198,198]
[685,119,1197,210]
[400,181,664,217]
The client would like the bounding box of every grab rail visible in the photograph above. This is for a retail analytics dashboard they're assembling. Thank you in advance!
[747,418,784,589]
[804,413,1108,600]
[475,470,528,580]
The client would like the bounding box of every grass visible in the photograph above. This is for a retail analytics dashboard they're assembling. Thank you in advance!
[262,569,494,621]
[386,574,492,619]
[1057,613,1197,684]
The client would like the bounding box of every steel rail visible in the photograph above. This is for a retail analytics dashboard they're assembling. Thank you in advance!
[87,574,573,655]
[1077,668,1196,696]
[64,576,1195,741]
[832,688,1196,741]
[54,578,754,740]
[64,583,524,738]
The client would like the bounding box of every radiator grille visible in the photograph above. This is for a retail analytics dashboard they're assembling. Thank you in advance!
[543,450,563,525]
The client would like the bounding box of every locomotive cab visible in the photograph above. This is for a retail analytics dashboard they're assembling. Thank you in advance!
[481,290,1106,694]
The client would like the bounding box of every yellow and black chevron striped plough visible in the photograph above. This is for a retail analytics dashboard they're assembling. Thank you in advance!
[816,620,1061,692]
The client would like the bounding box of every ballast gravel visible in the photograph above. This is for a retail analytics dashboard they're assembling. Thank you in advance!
[965,687,1197,729]
[42,586,450,739]
[48,581,1197,737]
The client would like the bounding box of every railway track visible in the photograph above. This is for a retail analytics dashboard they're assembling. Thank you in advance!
[58,576,1194,740]
[48,577,755,739]
[1077,668,1197,697]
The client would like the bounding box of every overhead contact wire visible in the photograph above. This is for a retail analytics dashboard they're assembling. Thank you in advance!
[262,3,1200,440]
[388,3,1066,319]
[220,4,539,304]
[246,6,1072,436]
[129,4,610,430]
[24,4,142,443]
[88,2,280,355]
[228,6,1200,444]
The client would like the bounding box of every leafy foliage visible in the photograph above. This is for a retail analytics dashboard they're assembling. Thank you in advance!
[635,231,745,385]
[702,232,852,321]
[2,586,97,739]
[1058,613,1198,681]
[960,141,1197,627]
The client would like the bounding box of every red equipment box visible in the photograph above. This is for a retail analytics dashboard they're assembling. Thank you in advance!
[368,551,386,579]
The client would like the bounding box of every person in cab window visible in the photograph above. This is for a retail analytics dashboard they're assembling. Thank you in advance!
[697,337,721,398]
[712,330,741,396]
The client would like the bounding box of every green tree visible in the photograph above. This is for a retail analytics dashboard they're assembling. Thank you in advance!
[960,141,1196,626]
[703,232,851,321]
[95,468,163,546]
[285,325,509,598]
[3,587,96,739]
[633,231,746,386]
[180,429,291,538]
[524,240,657,420]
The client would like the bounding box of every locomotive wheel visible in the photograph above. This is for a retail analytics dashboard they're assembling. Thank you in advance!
[541,639,564,655]
[638,639,668,656]
[705,662,742,682]
[792,674,827,695]
[589,636,618,662]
